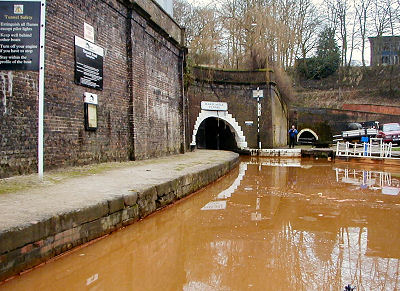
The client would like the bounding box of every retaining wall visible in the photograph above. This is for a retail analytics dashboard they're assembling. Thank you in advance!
[290,107,400,142]
[342,104,400,115]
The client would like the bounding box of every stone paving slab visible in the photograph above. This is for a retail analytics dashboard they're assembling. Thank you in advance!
[0,150,239,281]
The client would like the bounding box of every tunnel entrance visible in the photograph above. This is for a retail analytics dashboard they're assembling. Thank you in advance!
[196,117,238,150]
[297,129,319,145]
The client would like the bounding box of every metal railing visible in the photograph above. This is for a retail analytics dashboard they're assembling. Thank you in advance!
[336,138,394,158]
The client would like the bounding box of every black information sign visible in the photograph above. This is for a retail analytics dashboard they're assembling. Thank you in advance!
[0,1,41,71]
[74,36,103,90]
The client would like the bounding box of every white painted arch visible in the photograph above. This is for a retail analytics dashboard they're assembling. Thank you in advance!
[297,128,319,142]
[190,110,248,149]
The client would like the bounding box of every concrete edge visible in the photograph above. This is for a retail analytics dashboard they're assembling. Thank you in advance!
[0,153,239,281]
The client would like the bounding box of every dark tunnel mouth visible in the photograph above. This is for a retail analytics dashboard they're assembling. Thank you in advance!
[298,130,317,144]
[195,117,238,150]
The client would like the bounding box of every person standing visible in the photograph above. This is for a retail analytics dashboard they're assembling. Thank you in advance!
[288,125,298,148]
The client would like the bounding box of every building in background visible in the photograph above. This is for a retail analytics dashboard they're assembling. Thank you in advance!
[155,0,173,17]
[369,36,400,66]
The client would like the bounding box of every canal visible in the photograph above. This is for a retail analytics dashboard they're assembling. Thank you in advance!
[1,156,400,290]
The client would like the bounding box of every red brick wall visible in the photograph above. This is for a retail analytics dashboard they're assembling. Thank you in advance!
[291,107,400,142]
[130,9,184,159]
[342,104,400,115]
[188,67,278,149]
[0,71,39,175]
[0,0,185,177]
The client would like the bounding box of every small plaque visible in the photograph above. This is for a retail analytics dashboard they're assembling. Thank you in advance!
[84,22,94,43]
[87,104,97,128]
[84,102,97,131]
[84,92,98,105]
[252,89,264,98]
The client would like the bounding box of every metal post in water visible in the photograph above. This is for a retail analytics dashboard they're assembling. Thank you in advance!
[253,87,263,152]
[257,96,260,150]
[217,111,220,150]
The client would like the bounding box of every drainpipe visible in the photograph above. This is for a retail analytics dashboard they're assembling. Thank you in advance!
[180,49,186,153]
[126,8,135,160]
[180,26,187,153]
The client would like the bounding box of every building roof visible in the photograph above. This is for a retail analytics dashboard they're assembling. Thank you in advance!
[369,36,400,41]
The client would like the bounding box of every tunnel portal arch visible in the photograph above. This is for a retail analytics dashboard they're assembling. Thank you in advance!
[191,110,247,150]
[297,128,319,144]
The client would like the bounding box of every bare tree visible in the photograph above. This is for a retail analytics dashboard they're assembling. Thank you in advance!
[175,0,322,70]
[174,1,223,66]
[370,0,396,36]
[219,0,247,68]
[355,0,372,66]
[296,0,321,60]
[347,6,359,66]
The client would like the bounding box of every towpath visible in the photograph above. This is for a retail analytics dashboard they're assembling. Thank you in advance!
[0,150,239,281]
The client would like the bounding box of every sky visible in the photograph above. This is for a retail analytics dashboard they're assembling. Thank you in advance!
[187,0,214,5]
[183,0,371,64]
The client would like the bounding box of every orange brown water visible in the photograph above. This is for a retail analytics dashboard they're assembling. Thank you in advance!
[2,157,400,290]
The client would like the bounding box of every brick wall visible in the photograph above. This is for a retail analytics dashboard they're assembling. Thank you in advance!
[0,71,39,175]
[290,107,400,142]
[342,104,400,115]
[129,7,184,159]
[188,67,287,149]
[0,0,185,178]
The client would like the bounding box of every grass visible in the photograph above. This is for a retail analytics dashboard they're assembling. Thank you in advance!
[0,161,137,195]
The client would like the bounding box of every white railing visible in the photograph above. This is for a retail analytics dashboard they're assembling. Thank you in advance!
[336,138,393,158]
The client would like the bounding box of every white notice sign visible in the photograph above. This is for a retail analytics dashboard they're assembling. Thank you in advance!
[84,22,95,43]
[84,92,98,105]
[252,89,264,98]
[201,101,228,111]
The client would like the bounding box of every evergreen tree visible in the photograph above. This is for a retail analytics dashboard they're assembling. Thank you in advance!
[296,27,341,79]
[316,27,340,78]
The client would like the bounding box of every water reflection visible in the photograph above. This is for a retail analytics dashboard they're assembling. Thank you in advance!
[335,167,400,195]
[2,157,400,290]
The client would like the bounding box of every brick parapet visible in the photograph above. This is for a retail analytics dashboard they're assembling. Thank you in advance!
[130,0,184,46]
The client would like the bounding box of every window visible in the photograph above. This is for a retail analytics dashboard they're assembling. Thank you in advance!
[382,56,389,64]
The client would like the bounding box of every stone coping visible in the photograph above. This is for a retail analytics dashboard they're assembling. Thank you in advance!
[0,150,239,281]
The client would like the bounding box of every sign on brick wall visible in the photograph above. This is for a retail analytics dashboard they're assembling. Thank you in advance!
[201,101,228,111]
[74,36,103,90]
[0,0,41,71]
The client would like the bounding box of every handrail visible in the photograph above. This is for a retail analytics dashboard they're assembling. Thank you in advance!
[336,138,393,159]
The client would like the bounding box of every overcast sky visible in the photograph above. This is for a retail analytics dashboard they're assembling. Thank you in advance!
[187,0,215,5]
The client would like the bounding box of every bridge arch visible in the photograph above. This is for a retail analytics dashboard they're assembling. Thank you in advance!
[297,128,319,143]
[190,110,247,149]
